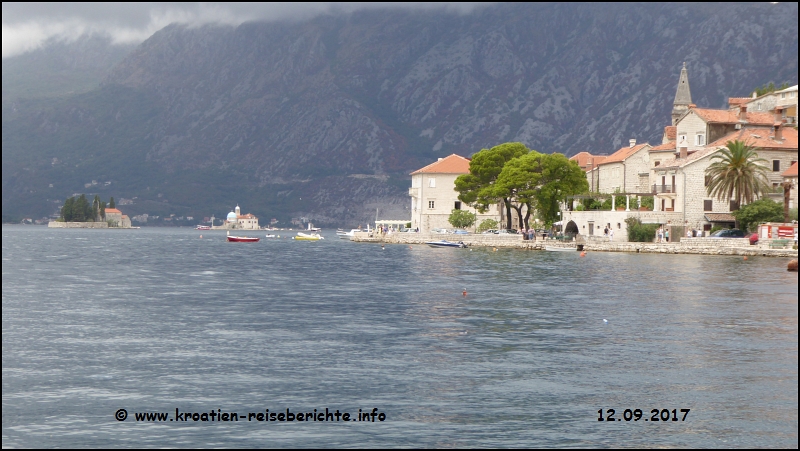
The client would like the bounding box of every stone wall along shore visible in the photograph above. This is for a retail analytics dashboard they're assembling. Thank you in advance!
[48,221,108,228]
[350,232,798,257]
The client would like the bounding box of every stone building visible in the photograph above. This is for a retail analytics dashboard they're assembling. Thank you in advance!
[570,152,607,192]
[654,126,798,233]
[592,140,652,194]
[217,205,259,229]
[781,161,798,210]
[408,154,501,233]
[104,208,132,228]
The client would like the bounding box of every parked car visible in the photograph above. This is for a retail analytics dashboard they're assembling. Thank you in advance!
[497,229,518,235]
[452,229,469,235]
[481,229,499,234]
[431,228,449,234]
[709,228,745,238]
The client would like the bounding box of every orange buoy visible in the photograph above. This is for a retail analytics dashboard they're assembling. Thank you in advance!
[462,289,467,296]
[580,251,586,257]
[788,259,797,271]
[409,246,413,249]
[199,235,203,238]
[743,256,748,261]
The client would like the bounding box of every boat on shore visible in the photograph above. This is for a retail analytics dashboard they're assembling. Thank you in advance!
[426,240,467,248]
[227,235,260,242]
[337,228,363,239]
[294,232,324,241]
[544,245,577,252]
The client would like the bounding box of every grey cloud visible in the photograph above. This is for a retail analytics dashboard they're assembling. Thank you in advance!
[2,2,491,58]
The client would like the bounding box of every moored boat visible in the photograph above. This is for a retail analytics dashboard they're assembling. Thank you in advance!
[426,240,467,248]
[227,235,260,242]
[195,225,211,230]
[294,232,324,241]
[544,245,577,252]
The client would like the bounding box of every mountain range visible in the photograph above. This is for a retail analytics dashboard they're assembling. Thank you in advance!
[2,2,798,225]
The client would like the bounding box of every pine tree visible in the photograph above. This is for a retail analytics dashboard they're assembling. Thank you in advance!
[109,197,116,209]
[61,197,75,221]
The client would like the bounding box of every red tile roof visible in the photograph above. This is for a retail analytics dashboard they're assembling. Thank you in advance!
[410,154,471,175]
[569,152,607,170]
[598,143,650,165]
[691,108,775,125]
[663,126,677,140]
[657,147,718,169]
[105,208,122,214]
[706,126,798,150]
[649,142,676,151]
[728,97,751,107]
[783,161,798,177]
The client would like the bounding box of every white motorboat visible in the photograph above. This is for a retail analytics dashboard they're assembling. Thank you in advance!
[426,240,467,248]
[544,245,576,252]
[337,228,363,239]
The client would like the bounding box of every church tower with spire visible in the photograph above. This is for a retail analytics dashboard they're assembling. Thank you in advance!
[672,62,692,126]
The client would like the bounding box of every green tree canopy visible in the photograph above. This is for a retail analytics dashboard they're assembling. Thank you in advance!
[731,198,784,232]
[448,209,477,229]
[109,197,116,209]
[455,142,530,229]
[752,82,790,97]
[60,197,75,222]
[495,152,588,229]
[705,140,770,210]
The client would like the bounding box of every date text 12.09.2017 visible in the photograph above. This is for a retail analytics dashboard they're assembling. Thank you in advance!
[598,409,690,422]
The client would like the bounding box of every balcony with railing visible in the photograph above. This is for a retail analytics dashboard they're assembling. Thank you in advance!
[652,184,676,194]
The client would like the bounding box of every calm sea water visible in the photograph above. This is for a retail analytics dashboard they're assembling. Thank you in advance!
[2,225,797,448]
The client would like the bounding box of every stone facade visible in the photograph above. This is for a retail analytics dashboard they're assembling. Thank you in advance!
[654,146,798,232]
[596,144,652,193]
[409,171,500,232]
[409,154,501,233]
[562,209,685,242]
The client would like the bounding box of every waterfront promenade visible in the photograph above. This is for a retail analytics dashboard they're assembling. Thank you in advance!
[352,232,799,258]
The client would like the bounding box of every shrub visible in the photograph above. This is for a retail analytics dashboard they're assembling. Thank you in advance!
[625,217,660,242]
[476,218,499,233]
[448,209,477,229]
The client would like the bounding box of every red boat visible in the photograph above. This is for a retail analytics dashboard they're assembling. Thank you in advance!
[227,235,260,242]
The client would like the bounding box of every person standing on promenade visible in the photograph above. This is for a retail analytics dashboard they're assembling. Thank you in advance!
[609,228,614,241]
[665,227,670,242]
[657,226,663,243]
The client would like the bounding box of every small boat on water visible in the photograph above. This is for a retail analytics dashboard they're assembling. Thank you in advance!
[195,225,211,230]
[544,245,576,252]
[426,240,467,248]
[294,232,324,241]
[227,235,260,242]
[265,234,277,238]
[337,228,363,239]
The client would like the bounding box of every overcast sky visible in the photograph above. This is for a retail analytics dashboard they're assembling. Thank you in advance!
[1,2,489,58]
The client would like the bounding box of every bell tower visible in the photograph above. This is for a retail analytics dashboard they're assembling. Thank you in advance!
[672,62,692,126]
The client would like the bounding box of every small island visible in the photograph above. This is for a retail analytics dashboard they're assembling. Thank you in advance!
[48,195,132,228]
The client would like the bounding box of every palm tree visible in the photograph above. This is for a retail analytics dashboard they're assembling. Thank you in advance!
[705,140,770,217]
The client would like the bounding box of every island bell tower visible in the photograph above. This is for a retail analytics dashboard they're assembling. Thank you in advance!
[672,62,692,126]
